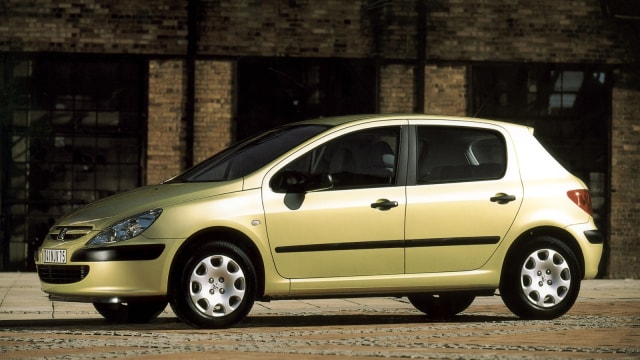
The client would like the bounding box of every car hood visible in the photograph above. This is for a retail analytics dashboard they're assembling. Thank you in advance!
[56,180,244,229]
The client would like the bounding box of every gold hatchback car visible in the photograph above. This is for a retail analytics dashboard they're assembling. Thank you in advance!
[36,114,603,328]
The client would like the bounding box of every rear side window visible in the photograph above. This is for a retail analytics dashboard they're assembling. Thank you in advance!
[416,126,506,184]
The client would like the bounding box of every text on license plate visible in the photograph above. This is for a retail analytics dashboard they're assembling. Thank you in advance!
[43,249,67,264]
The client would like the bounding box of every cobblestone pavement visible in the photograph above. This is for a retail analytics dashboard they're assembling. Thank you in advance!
[1,273,639,359]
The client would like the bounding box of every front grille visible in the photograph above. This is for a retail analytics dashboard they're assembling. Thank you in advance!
[37,265,90,284]
[49,226,93,241]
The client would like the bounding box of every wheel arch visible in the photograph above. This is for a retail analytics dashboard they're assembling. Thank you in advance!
[168,227,266,300]
[502,226,586,282]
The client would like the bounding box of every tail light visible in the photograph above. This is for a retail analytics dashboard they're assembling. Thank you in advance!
[567,189,593,216]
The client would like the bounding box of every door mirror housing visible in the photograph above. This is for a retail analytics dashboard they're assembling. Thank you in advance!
[270,171,333,193]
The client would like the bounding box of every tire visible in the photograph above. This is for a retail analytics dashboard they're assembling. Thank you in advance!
[500,236,581,320]
[408,292,476,320]
[93,301,167,323]
[170,241,257,329]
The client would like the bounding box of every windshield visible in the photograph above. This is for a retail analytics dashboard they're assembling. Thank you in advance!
[168,124,330,182]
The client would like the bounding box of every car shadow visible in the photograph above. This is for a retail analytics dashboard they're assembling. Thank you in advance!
[240,313,517,328]
[0,313,516,331]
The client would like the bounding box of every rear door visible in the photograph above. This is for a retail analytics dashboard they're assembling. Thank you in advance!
[405,123,523,273]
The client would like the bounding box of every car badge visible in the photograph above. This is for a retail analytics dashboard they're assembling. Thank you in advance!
[57,228,68,241]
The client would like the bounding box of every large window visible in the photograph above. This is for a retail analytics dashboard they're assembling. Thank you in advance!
[472,64,610,233]
[0,58,145,270]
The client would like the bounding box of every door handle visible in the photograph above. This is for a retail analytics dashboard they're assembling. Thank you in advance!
[371,199,399,210]
[490,193,516,204]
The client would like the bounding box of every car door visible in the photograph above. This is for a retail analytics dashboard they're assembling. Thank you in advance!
[405,124,523,273]
[262,125,406,279]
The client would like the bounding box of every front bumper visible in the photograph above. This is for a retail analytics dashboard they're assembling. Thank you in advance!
[36,240,179,302]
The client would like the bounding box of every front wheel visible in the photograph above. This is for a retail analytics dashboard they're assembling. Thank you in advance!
[93,301,167,323]
[408,292,475,320]
[500,236,581,320]
[170,241,257,329]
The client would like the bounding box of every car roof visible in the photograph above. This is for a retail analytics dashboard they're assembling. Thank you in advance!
[294,114,533,133]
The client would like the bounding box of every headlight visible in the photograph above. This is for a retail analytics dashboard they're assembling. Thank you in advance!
[86,209,162,246]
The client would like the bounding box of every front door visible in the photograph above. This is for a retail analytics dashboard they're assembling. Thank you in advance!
[263,125,406,279]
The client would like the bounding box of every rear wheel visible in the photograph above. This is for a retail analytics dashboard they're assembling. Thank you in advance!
[500,236,581,319]
[170,241,257,329]
[408,293,475,319]
[93,301,167,323]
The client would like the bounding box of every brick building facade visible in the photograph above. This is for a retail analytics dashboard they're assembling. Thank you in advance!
[0,0,638,277]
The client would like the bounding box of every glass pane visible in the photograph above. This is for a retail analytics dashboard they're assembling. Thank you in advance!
[120,64,142,111]
[47,163,73,186]
[29,111,49,129]
[11,136,28,162]
[119,112,141,133]
[78,111,97,129]
[281,127,400,189]
[72,190,97,205]
[46,189,72,202]
[73,164,96,189]
[554,71,583,92]
[417,126,505,184]
[54,94,75,112]
[549,94,577,110]
[10,204,27,216]
[97,111,120,127]
[12,111,27,127]
[51,111,73,129]
[96,164,120,193]
[118,165,139,190]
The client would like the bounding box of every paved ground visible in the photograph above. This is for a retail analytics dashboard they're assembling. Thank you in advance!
[0,273,639,359]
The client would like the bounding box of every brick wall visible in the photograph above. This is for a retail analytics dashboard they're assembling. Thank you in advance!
[198,0,369,58]
[379,64,414,113]
[609,67,640,278]
[194,60,234,164]
[425,0,638,64]
[424,65,467,116]
[0,0,187,54]
[147,59,186,185]
[1,0,636,63]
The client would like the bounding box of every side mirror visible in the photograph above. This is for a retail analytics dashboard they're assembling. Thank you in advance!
[270,171,333,193]
[270,171,306,193]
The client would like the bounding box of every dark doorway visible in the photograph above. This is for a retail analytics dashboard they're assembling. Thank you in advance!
[236,58,377,140]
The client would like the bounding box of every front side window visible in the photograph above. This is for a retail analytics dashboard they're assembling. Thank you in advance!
[278,126,400,190]
[417,126,506,184]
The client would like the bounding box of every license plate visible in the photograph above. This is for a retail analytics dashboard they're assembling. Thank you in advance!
[43,249,67,264]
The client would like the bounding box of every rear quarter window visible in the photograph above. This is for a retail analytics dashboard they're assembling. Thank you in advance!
[416,126,506,184]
